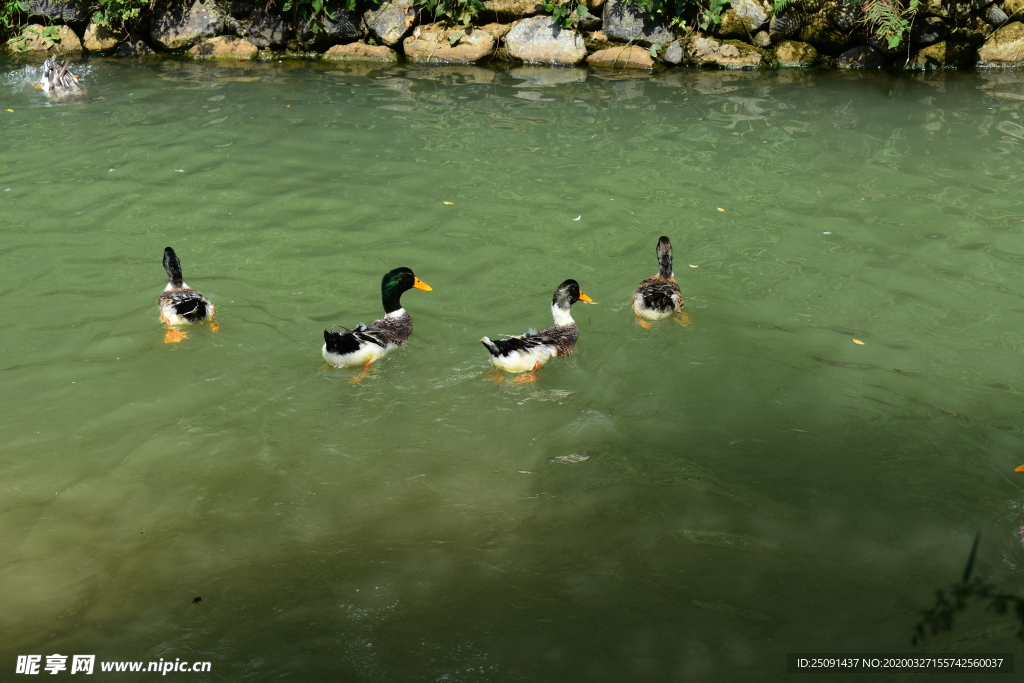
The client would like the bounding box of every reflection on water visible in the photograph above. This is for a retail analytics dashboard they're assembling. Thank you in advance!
[2,56,1024,680]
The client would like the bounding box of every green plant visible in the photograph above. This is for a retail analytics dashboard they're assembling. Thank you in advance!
[6,23,61,50]
[864,0,919,49]
[544,0,588,29]
[417,0,484,26]
[1,0,25,41]
[89,0,151,29]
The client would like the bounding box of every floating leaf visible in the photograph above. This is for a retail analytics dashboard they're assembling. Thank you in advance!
[1015,465,1024,473]
[443,201,453,205]
[852,339,865,345]
[689,264,698,268]
[716,207,725,212]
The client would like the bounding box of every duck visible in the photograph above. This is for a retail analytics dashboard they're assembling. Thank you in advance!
[158,247,217,343]
[632,235,685,328]
[40,55,82,95]
[481,279,594,382]
[322,267,432,381]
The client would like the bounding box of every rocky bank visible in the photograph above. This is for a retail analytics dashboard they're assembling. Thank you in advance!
[7,0,1024,71]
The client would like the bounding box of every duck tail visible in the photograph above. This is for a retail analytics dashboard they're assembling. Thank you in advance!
[656,236,673,279]
[163,247,184,287]
[480,337,500,356]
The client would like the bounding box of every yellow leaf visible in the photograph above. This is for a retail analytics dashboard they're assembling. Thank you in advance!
[286,104,292,108]
[1015,465,1024,473]
[443,201,453,205]
[689,264,698,268]
[5,109,12,113]
[717,207,725,212]
[852,339,865,345]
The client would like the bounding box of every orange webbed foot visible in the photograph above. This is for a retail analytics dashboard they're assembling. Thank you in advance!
[674,311,692,327]
[349,361,373,384]
[164,329,187,344]
[209,320,220,332]
[513,362,541,384]
[635,315,651,329]
[489,369,505,384]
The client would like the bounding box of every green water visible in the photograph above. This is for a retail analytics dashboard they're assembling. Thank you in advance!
[3,57,1024,680]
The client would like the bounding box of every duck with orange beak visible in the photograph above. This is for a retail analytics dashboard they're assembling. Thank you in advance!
[481,279,594,382]
[323,267,432,380]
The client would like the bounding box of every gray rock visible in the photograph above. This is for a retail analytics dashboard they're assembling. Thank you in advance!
[603,0,674,47]
[687,32,764,68]
[116,39,155,56]
[364,0,415,47]
[729,0,768,31]
[26,0,86,23]
[911,16,945,47]
[978,21,1024,66]
[573,10,602,32]
[768,11,801,41]
[505,16,587,65]
[247,10,291,49]
[985,5,1009,24]
[297,7,363,51]
[151,0,225,51]
[662,38,683,64]
[836,45,885,68]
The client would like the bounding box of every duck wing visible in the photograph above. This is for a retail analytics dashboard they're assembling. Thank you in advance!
[637,278,682,313]
[323,323,388,356]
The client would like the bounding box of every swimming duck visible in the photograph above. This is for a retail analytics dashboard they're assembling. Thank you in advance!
[322,267,433,381]
[40,55,82,95]
[481,279,594,382]
[633,236,684,328]
[158,247,217,343]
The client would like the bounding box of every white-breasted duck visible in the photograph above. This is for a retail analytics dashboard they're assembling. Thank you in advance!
[158,247,217,343]
[322,267,432,382]
[632,236,686,328]
[40,56,82,96]
[481,279,594,383]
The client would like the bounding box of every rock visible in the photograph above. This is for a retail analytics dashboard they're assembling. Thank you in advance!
[505,16,587,65]
[753,30,771,48]
[722,0,767,35]
[83,20,121,51]
[479,23,513,42]
[603,0,674,46]
[829,0,860,31]
[774,39,817,67]
[574,10,602,32]
[662,38,683,64]
[978,21,1024,66]
[363,0,415,47]
[583,0,605,11]
[8,24,82,52]
[324,42,398,61]
[799,15,853,55]
[911,16,945,47]
[836,45,885,68]
[509,66,588,85]
[1007,0,1024,15]
[973,0,994,7]
[26,0,86,23]
[586,44,654,68]
[188,35,259,58]
[246,10,291,49]
[481,0,542,21]
[687,33,764,68]
[403,24,495,63]
[116,39,155,56]
[297,9,363,51]
[986,5,1010,24]
[906,40,974,69]
[719,10,753,38]
[769,11,801,41]
[151,0,225,51]
[922,0,970,20]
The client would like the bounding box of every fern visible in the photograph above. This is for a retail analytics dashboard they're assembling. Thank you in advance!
[864,0,918,49]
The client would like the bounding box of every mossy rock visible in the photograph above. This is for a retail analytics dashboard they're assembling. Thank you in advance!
[906,40,975,70]
[7,24,82,52]
[798,16,854,56]
[774,40,818,67]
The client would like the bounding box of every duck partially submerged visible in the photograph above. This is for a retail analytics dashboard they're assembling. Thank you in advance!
[158,247,217,343]
[322,267,433,382]
[40,56,83,96]
[481,279,594,382]
[632,236,685,328]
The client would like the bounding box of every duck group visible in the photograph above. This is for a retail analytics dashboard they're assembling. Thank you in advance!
[158,236,688,383]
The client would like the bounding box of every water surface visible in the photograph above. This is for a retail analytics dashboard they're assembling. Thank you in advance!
[2,57,1024,680]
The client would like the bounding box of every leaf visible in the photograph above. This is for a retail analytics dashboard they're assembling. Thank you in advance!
[852,339,865,345]
[448,29,463,46]
[576,4,587,15]
[543,3,553,10]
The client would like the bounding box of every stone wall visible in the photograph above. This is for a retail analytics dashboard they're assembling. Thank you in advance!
[7,0,1024,70]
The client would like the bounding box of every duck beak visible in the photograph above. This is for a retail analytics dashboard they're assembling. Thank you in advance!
[1016,465,1024,473]
[413,277,433,291]
[579,292,594,303]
